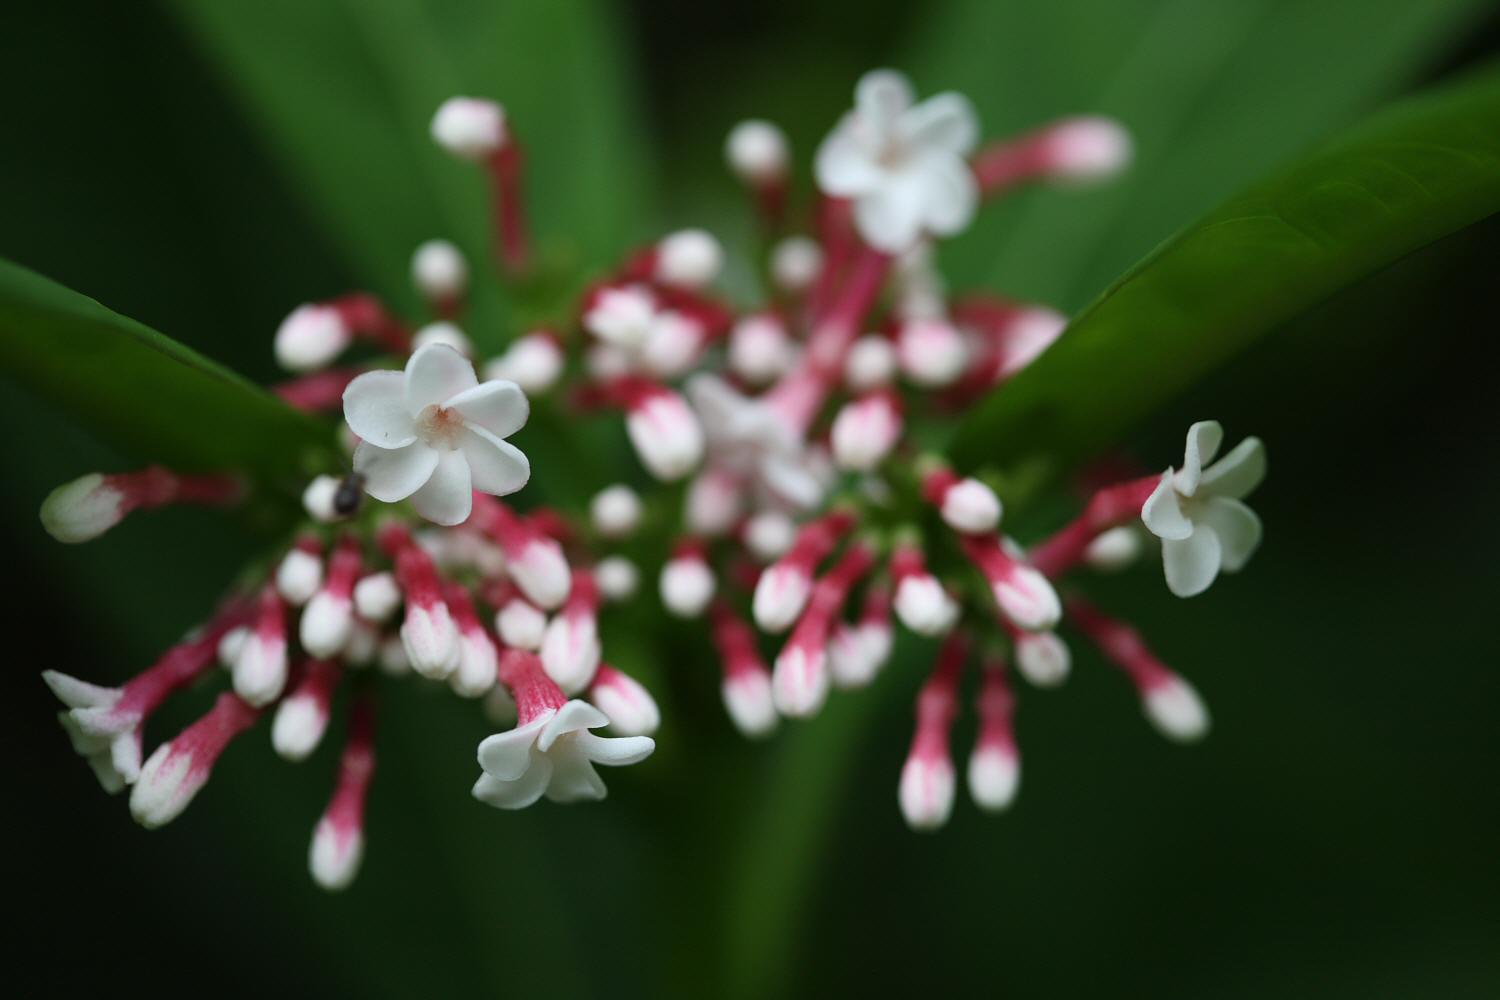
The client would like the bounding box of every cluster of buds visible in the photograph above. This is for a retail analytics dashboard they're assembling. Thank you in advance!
[40,67,1267,887]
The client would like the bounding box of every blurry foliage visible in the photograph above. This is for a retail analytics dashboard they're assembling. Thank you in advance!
[4,1,1499,997]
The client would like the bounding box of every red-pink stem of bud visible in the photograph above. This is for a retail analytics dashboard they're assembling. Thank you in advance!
[1064,596,1172,692]
[971,127,1066,196]
[273,367,365,413]
[1028,475,1159,578]
[487,143,532,276]
[498,649,568,722]
[975,653,1016,753]
[710,601,769,680]
[910,632,967,758]
[332,293,411,354]
[114,600,252,720]
[785,542,875,654]
[323,688,376,835]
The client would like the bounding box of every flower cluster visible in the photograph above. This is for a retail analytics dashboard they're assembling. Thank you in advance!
[40,69,1266,888]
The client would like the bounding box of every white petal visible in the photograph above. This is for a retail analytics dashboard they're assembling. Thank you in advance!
[854,172,928,253]
[460,427,530,497]
[814,125,883,196]
[900,92,978,155]
[543,744,608,803]
[353,440,438,503]
[920,153,979,236]
[1200,496,1262,572]
[538,700,610,751]
[405,342,477,411]
[574,730,656,766]
[472,753,552,810]
[446,380,529,438]
[1174,421,1224,496]
[342,370,417,448]
[1162,529,1223,598]
[476,716,548,780]
[856,69,914,130]
[1140,471,1193,540]
[409,450,472,526]
[1201,437,1267,500]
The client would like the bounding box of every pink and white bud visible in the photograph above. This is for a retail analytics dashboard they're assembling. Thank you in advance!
[310,693,375,891]
[353,571,402,623]
[130,692,261,828]
[899,635,968,831]
[968,655,1020,811]
[412,320,474,357]
[1043,116,1133,182]
[1143,675,1210,743]
[844,335,897,392]
[660,542,716,619]
[728,314,794,384]
[495,597,547,650]
[588,664,660,737]
[956,535,1061,632]
[771,643,829,719]
[642,310,707,377]
[300,535,362,658]
[772,542,874,718]
[752,511,854,632]
[1011,628,1071,688]
[484,332,564,394]
[472,498,574,610]
[595,556,639,602]
[828,585,893,689]
[584,284,656,350]
[444,583,499,698]
[275,538,324,606]
[923,469,1002,535]
[275,304,351,372]
[431,96,506,159]
[711,603,778,738]
[831,391,902,472]
[1084,525,1144,571]
[744,510,797,562]
[540,571,602,693]
[217,626,248,670]
[41,467,241,543]
[302,475,341,523]
[655,229,723,289]
[890,542,958,636]
[234,585,289,707]
[625,387,705,481]
[272,658,342,761]
[411,239,469,304]
[897,318,968,387]
[725,119,789,185]
[770,236,822,294]
[685,467,743,537]
[380,527,458,679]
[591,484,643,539]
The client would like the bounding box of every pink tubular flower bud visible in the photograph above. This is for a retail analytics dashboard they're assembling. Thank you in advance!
[272,658,343,762]
[275,536,324,606]
[300,534,363,658]
[621,380,705,481]
[310,691,376,891]
[379,524,458,679]
[972,116,1132,196]
[540,570,602,694]
[830,390,902,472]
[922,466,1002,535]
[968,653,1020,811]
[234,585,290,707]
[1007,623,1071,688]
[685,467,743,538]
[1028,475,1160,578]
[446,584,499,698]
[40,466,242,544]
[899,633,967,831]
[828,584,893,690]
[889,542,958,636]
[772,541,874,718]
[353,571,402,624]
[660,539,716,619]
[588,665,661,737]
[896,317,967,388]
[495,594,548,651]
[753,510,855,633]
[130,691,262,828]
[710,603,778,738]
[471,495,573,610]
[956,534,1061,633]
[1066,597,1209,742]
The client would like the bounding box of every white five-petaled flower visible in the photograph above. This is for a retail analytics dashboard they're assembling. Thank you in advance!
[1141,421,1267,597]
[815,69,979,253]
[343,343,531,526]
[473,700,655,808]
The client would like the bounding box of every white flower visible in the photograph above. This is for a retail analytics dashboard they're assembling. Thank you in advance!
[815,69,979,253]
[343,343,531,526]
[1141,421,1266,597]
[473,701,655,809]
[411,239,469,301]
[687,375,823,510]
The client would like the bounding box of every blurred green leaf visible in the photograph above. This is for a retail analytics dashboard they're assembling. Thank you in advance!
[952,65,1500,475]
[0,258,329,479]
[169,0,653,350]
[909,0,1492,308]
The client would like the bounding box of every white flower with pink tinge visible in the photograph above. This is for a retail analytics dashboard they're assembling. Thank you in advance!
[1141,421,1266,597]
[343,343,531,526]
[473,651,655,808]
[687,374,824,511]
[815,69,979,253]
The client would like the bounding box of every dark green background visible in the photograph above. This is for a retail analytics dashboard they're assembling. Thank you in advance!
[5,1,1498,996]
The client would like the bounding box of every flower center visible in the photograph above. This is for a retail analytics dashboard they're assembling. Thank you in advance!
[415,404,465,450]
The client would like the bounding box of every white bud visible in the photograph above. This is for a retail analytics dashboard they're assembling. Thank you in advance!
[217,626,248,670]
[940,479,1002,535]
[898,318,967,387]
[234,633,288,707]
[591,484,643,539]
[641,311,703,377]
[627,393,704,481]
[431,97,506,159]
[1144,676,1209,742]
[844,335,897,391]
[274,304,351,373]
[585,284,656,350]
[744,510,796,562]
[301,475,341,524]
[540,615,601,695]
[656,229,723,289]
[130,745,206,829]
[830,394,901,472]
[894,576,958,636]
[991,562,1061,633]
[772,645,829,719]
[770,236,822,293]
[1013,631,1071,688]
[591,669,661,737]
[752,564,812,633]
[722,670,778,738]
[300,591,354,659]
[1084,526,1143,571]
[660,556,715,618]
[272,694,328,762]
[450,631,499,698]
[685,468,743,537]
[495,598,546,651]
[508,540,572,610]
[728,314,794,384]
[967,746,1020,811]
[1047,116,1132,182]
[353,572,401,623]
[899,756,955,831]
[401,604,459,680]
[595,556,640,602]
[275,548,324,606]
[412,321,473,357]
[310,819,364,892]
[411,239,468,301]
[40,474,125,543]
[484,334,563,394]
[725,119,789,184]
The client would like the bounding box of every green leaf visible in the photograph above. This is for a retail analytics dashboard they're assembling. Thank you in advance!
[0,258,330,479]
[951,65,1500,476]
[169,0,653,350]
[907,0,1493,309]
